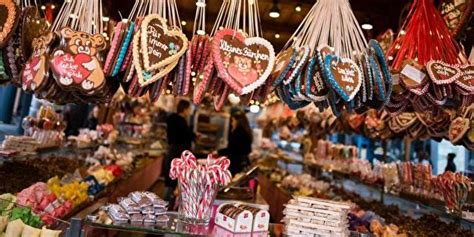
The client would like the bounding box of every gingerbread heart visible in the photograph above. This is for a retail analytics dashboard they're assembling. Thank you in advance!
[20,6,49,61]
[20,32,55,92]
[51,52,93,85]
[440,0,473,36]
[271,47,296,87]
[140,14,187,72]
[132,28,178,87]
[456,64,474,92]
[322,55,362,102]
[49,28,107,92]
[449,117,470,143]
[0,0,19,47]
[212,28,275,95]
[426,60,461,85]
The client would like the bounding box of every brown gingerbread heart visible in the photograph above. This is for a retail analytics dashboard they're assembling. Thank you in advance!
[439,0,473,36]
[449,117,470,143]
[456,64,474,92]
[0,0,19,48]
[426,60,461,85]
[322,55,362,102]
[20,6,49,61]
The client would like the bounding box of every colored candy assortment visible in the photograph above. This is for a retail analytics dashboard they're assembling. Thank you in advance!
[170,150,231,222]
[434,171,472,213]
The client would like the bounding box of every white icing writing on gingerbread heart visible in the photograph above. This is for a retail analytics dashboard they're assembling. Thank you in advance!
[220,40,269,61]
[147,24,168,58]
[335,66,356,83]
[433,64,457,76]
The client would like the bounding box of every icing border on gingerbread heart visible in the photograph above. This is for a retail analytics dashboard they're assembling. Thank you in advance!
[426,60,461,85]
[140,14,188,72]
[0,0,18,47]
[133,28,178,87]
[323,54,362,102]
[212,28,275,95]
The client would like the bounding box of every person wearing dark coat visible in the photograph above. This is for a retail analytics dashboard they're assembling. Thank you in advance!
[445,153,457,173]
[162,100,194,201]
[219,111,253,175]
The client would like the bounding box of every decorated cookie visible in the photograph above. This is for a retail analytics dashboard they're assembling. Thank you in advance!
[213,28,275,95]
[322,54,362,102]
[20,32,55,92]
[426,60,461,85]
[20,6,49,62]
[0,0,19,48]
[449,117,470,143]
[140,14,187,72]
[50,27,107,92]
[439,0,473,36]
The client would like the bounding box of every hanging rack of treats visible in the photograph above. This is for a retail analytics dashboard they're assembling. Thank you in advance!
[271,0,392,116]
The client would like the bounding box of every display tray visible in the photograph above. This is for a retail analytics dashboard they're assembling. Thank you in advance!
[84,212,284,236]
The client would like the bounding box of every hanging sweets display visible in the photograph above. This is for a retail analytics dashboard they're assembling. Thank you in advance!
[386,0,470,115]
[0,0,19,48]
[439,0,473,36]
[271,0,392,115]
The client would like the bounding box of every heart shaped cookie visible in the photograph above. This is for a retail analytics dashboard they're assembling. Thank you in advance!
[20,32,55,92]
[140,14,188,72]
[20,6,49,61]
[456,64,474,92]
[0,0,19,47]
[271,47,296,87]
[426,60,461,85]
[440,0,473,36]
[49,27,106,92]
[212,28,275,95]
[132,28,179,87]
[322,55,362,102]
[449,117,470,143]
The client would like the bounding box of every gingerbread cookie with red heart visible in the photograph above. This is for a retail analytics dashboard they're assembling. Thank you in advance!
[20,32,55,92]
[212,28,275,95]
[50,27,107,92]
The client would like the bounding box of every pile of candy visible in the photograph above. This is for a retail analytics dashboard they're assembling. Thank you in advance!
[281,174,330,197]
[102,191,168,224]
[22,106,66,149]
[434,171,472,213]
[283,196,352,236]
[170,150,231,222]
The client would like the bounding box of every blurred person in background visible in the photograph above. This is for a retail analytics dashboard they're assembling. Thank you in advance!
[219,111,253,175]
[162,100,195,202]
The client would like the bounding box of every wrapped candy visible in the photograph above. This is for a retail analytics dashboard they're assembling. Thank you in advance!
[0,216,7,232]
[9,208,43,228]
[90,168,115,185]
[21,224,41,237]
[5,219,24,237]
[16,183,49,210]
[104,164,123,177]
[40,227,61,237]
[47,177,88,207]
[0,194,16,216]
[83,176,105,196]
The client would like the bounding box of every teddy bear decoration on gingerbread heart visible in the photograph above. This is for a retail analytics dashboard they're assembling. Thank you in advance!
[49,27,107,93]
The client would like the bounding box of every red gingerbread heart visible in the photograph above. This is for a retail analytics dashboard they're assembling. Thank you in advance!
[212,28,275,95]
[51,51,93,86]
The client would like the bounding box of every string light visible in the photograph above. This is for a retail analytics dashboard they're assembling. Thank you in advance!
[40,5,46,10]
[295,4,302,12]
[51,4,56,9]
[361,23,373,30]
[275,33,280,39]
[181,21,187,26]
